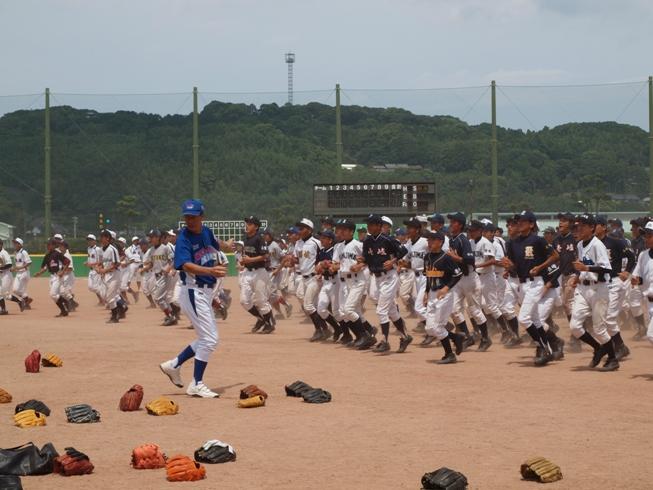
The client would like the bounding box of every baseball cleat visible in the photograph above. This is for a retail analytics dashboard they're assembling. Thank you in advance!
[284,304,293,318]
[615,344,630,361]
[309,329,322,342]
[251,319,264,333]
[477,337,492,352]
[599,358,620,372]
[462,335,475,350]
[373,340,391,353]
[420,335,436,347]
[186,382,220,398]
[339,333,353,345]
[436,353,457,364]
[163,316,178,326]
[504,336,523,348]
[159,360,184,388]
[589,346,607,368]
[413,320,426,334]
[397,335,413,353]
[261,322,275,334]
[534,350,553,367]
[357,335,377,350]
[552,339,565,361]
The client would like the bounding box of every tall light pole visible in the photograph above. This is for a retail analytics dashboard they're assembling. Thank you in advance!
[285,52,295,104]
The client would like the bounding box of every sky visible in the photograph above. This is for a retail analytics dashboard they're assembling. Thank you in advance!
[1,0,652,129]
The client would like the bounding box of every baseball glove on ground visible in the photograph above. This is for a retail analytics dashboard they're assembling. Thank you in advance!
[131,443,167,469]
[302,388,332,404]
[13,409,46,428]
[165,455,206,482]
[238,395,265,408]
[146,397,179,416]
[0,388,12,403]
[41,353,63,367]
[421,467,468,489]
[24,350,41,373]
[240,384,268,399]
[520,456,562,483]
[0,475,22,490]
[53,447,94,476]
[65,404,101,423]
[194,440,236,464]
[15,399,51,416]
[285,380,313,397]
[119,384,144,411]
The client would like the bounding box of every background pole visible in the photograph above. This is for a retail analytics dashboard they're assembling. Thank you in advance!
[491,80,498,225]
[44,88,51,238]
[193,86,200,199]
[335,84,343,167]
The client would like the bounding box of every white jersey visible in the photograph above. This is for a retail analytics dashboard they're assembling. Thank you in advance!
[633,249,653,297]
[0,249,11,272]
[100,244,120,280]
[492,238,505,273]
[126,244,142,264]
[576,236,611,283]
[87,245,102,265]
[267,241,283,269]
[63,250,74,271]
[336,239,362,275]
[294,236,321,276]
[148,244,173,274]
[473,236,495,274]
[14,249,31,273]
[404,237,428,271]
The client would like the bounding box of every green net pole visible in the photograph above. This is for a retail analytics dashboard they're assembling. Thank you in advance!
[44,88,52,238]
[193,87,200,199]
[491,81,498,225]
[335,84,343,166]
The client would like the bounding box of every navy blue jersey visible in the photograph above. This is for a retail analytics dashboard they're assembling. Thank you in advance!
[362,233,407,274]
[553,233,576,275]
[449,233,475,275]
[601,235,635,277]
[506,233,553,280]
[423,251,462,292]
[243,232,267,270]
[542,263,562,288]
[317,246,335,279]
[175,225,220,287]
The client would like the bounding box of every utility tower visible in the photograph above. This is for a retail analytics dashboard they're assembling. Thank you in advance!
[285,52,295,104]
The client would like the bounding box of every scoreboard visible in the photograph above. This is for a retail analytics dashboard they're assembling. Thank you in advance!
[313,182,436,217]
[178,219,268,242]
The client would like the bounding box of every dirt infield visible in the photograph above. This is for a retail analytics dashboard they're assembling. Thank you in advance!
[1,278,652,489]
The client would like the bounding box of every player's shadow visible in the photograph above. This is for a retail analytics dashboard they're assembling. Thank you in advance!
[569,365,597,372]
[630,373,653,381]
[209,383,243,395]
[426,359,466,365]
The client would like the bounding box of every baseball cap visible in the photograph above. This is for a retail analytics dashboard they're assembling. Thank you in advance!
[335,218,356,230]
[381,216,393,226]
[608,218,623,228]
[644,222,653,234]
[318,230,335,240]
[131,236,139,242]
[99,229,112,238]
[262,227,273,236]
[429,213,445,224]
[181,199,205,216]
[13,237,23,246]
[53,233,63,241]
[403,217,422,228]
[287,226,299,234]
[167,229,176,237]
[426,230,445,241]
[148,228,162,237]
[557,212,575,221]
[447,212,466,224]
[245,216,261,227]
[320,217,335,226]
[576,214,596,226]
[296,218,314,229]
[235,240,244,247]
[118,237,127,244]
[543,226,556,234]
[484,223,496,232]
[109,230,117,240]
[394,228,406,236]
[365,214,384,225]
[480,218,492,226]
[468,219,485,230]
[630,217,647,227]
[518,210,537,222]
[416,215,429,224]
[595,215,608,226]
[86,234,96,241]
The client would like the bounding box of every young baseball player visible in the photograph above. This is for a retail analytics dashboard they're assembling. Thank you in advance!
[568,214,619,371]
[356,214,412,354]
[629,217,648,339]
[85,234,104,305]
[401,218,429,337]
[423,230,465,364]
[10,238,31,311]
[96,229,123,323]
[34,239,72,317]
[138,238,157,308]
[0,239,12,314]
[631,221,653,347]
[159,199,227,398]
[501,216,524,345]
[315,230,342,340]
[264,229,292,319]
[240,216,274,334]
[59,241,78,311]
[142,229,176,325]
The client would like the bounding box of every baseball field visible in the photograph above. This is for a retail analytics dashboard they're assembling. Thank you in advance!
[2,277,652,489]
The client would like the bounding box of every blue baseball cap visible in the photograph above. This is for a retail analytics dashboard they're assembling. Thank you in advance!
[318,230,336,240]
[181,199,205,216]
[395,227,407,236]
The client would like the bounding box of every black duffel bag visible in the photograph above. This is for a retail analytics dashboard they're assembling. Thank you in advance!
[0,442,58,476]
[0,474,23,490]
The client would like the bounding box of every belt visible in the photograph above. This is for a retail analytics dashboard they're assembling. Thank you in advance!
[155,272,164,278]
[414,271,423,277]
[340,272,359,282]
[372,270,388,277]
[519,277,534,284]
[246,266,264,271]
[302,273,316,279]
[182,282,214,289]
[581,280,598,286]
[400,269,410,274]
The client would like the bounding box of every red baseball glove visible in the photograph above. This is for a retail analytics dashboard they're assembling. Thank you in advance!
[166,455,206,482]
[25,350,41,373]
[53,447,94,476]
[119,384,144,411]
[132,443,167,469]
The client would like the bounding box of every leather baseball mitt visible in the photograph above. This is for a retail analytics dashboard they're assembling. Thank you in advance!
[521,456,562,483]
[15,399,51,416]
[285,380,313,397]
[302,388,332,404]
[165,455,206,482]
[24,350,41,373]
[65,404,101,423]
[421,467,468,489]
[238,395,265,408]
[119,384,144,411]
[13,410,46,428]
[194,440,236,464]
[53,447,94,476]
[41,353,63,367]
[131,443,167,469]
[0,388,12,404]
[146,397,179,416]
[240,384,268,399]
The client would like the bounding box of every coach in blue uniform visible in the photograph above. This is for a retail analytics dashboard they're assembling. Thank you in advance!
[160,199,227,398]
